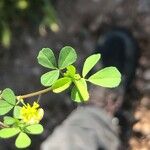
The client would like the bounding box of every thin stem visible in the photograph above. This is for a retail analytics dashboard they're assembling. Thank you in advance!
[17,87,51,99]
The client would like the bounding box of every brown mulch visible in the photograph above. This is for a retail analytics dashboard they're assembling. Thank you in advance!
[130,99,150,150]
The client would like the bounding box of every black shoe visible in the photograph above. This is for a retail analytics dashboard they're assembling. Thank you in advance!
[96,27,139,91]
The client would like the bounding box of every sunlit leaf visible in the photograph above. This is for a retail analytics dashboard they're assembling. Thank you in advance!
[88,67,121,87]
[52,77,72,93]
[82,54,101,77]
[15,132,31,149]
[41,70,59,86]
[0,100,14,115]
[1,88,16,105]
[71,86,82,102]
[58,46,77,69]
[73,78,89,101]
[0,128,20,138]
[4,116,15,125]
[64,65,76,78]
[13,106,22,119]
[25,124,43,135]
[37,48,57,69]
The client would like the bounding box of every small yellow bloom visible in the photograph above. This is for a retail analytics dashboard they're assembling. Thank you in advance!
[20,102,44,124]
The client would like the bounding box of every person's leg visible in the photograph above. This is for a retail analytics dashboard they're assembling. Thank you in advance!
[41,106,120,150]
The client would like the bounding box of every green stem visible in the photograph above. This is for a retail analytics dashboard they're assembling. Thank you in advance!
[17,87,51,99]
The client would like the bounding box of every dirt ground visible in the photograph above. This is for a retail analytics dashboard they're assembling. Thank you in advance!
[0,0,150,149]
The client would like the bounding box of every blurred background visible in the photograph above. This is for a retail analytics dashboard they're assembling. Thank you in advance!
[0,0,150,149]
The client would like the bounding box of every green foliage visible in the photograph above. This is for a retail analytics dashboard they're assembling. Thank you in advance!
[52,77,72,93]
[82,54,101,77]
[0,100,14,115]
[37,48,57,69]
[15,132,31,148]
[1,88,16,105]
[58,46,77,69]
[13,106,22,119]
[0,89,44,148]
[71,79,89,102]
[0,46,121,148]
[39,46,121,102]
[38,48,60,87]
[3,116,16,125]
[0,88,16,115]
[41,70,59,86]
[14,124,43,148]
[0,0,59,47]
[25,124,44,135]
[0,128,20,138]
[64,65,76,78]
[88,67,121,88]
[73,79,89,101]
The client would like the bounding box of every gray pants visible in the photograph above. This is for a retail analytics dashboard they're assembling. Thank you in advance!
[41,106,120,150]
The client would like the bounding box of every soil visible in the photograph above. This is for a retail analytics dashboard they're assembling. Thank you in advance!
[0,0,150,150]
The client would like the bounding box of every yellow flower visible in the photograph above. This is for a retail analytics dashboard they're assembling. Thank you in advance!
[20,102,44,124]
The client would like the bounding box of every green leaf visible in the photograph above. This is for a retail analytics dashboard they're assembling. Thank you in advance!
[67,65,76,75]
[52,77,72,93]
[37,48,57,69]
[73,78,89,102]
[71,86,82,103]
[0,100,14,115]
[0,128,20,138]
[13,106,22,119]
[41,70,59,86]
[4,116,15,125]
[58,46,77,69]
[88,67,121,88]
[64,65,76,78]
[1,88,16,105]
[15,132,31,149]
[82,54,101,77]
[25,124,43,135]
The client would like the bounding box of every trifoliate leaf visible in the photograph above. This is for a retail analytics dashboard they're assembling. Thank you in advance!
[82,54,101,77]
[88,67,121,87]
[37,48,57,69]
[58,46,77,69]
[73,78,89,101]
[41,70,59,86]
[1,88,16,105]
[52,77,72,93]
[0,100,14,115]
[4,116,15,125]
[25,124,43,135]
[15,132,31,149]
[0,128,20,138]
[13,106,22,119]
